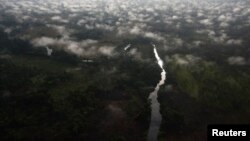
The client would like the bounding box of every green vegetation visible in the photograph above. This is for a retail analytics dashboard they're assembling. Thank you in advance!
[159,60,250,141]
[0,31,156,141]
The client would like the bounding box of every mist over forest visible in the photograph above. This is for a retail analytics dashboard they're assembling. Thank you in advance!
[0,0,250,141]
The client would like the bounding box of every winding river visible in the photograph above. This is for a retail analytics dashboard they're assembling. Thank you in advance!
[147,44,166,141]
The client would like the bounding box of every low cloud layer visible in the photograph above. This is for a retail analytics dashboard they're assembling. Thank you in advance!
[165,54,201,66]
[0,0,249,58]
[227,56,247,65]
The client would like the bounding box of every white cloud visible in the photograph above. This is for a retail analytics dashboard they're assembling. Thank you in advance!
[200,19,213,26]
[31,36,117,57]
[80,39,98,46]
[1,0,249,54]
[227,56,246,65]
[172,15,179,20]
[217,15,227,22]
[128,48,142,60]
[51,16,69,23]
[220,22,229,28]
[77,19,87,26]
[130,26,141,35]
[165,54,201,66]
[95,23,114,31]
[212,33,228,44]
[233,7,241,13]
[4,28,12,34]
[226,39,243,45]
[85,24,94,30]
[67,41,84,56]
[193,41,203,47]
[98,46,116,56]
[144,32,164,41]
[32,37,56,47]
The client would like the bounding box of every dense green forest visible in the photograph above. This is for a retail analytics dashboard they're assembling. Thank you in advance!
[158,56,250,141]
[1,0,250,140]
[1,23,250,140]
[0,31,156,141]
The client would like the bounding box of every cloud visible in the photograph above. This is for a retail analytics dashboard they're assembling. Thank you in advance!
[144,32,164,41]
[130,26,141,35]
[32,37,56,47]
[95,23,114,31]
[85,24,95,30]
[193,41,203,47]
[221,13,236,21]
[51,16,69,23]
[220,22,229,28]
[172,15,179,20]
[66,41,84,56]
[77,19,87,26]
[31,36,117,57]
[226,39,243,45]
[46,47,53,56]
[1,0,249,54]
[212,33,228,44]
[80,39,98,46]
[165,54,201,66]
[233,7,241,13]
[200,19,213,26]
[227,56,246,65]
[98,46,116,56]
[4,28,12,34]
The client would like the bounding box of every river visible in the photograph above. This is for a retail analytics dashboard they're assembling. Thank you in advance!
[147,44,166,141]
